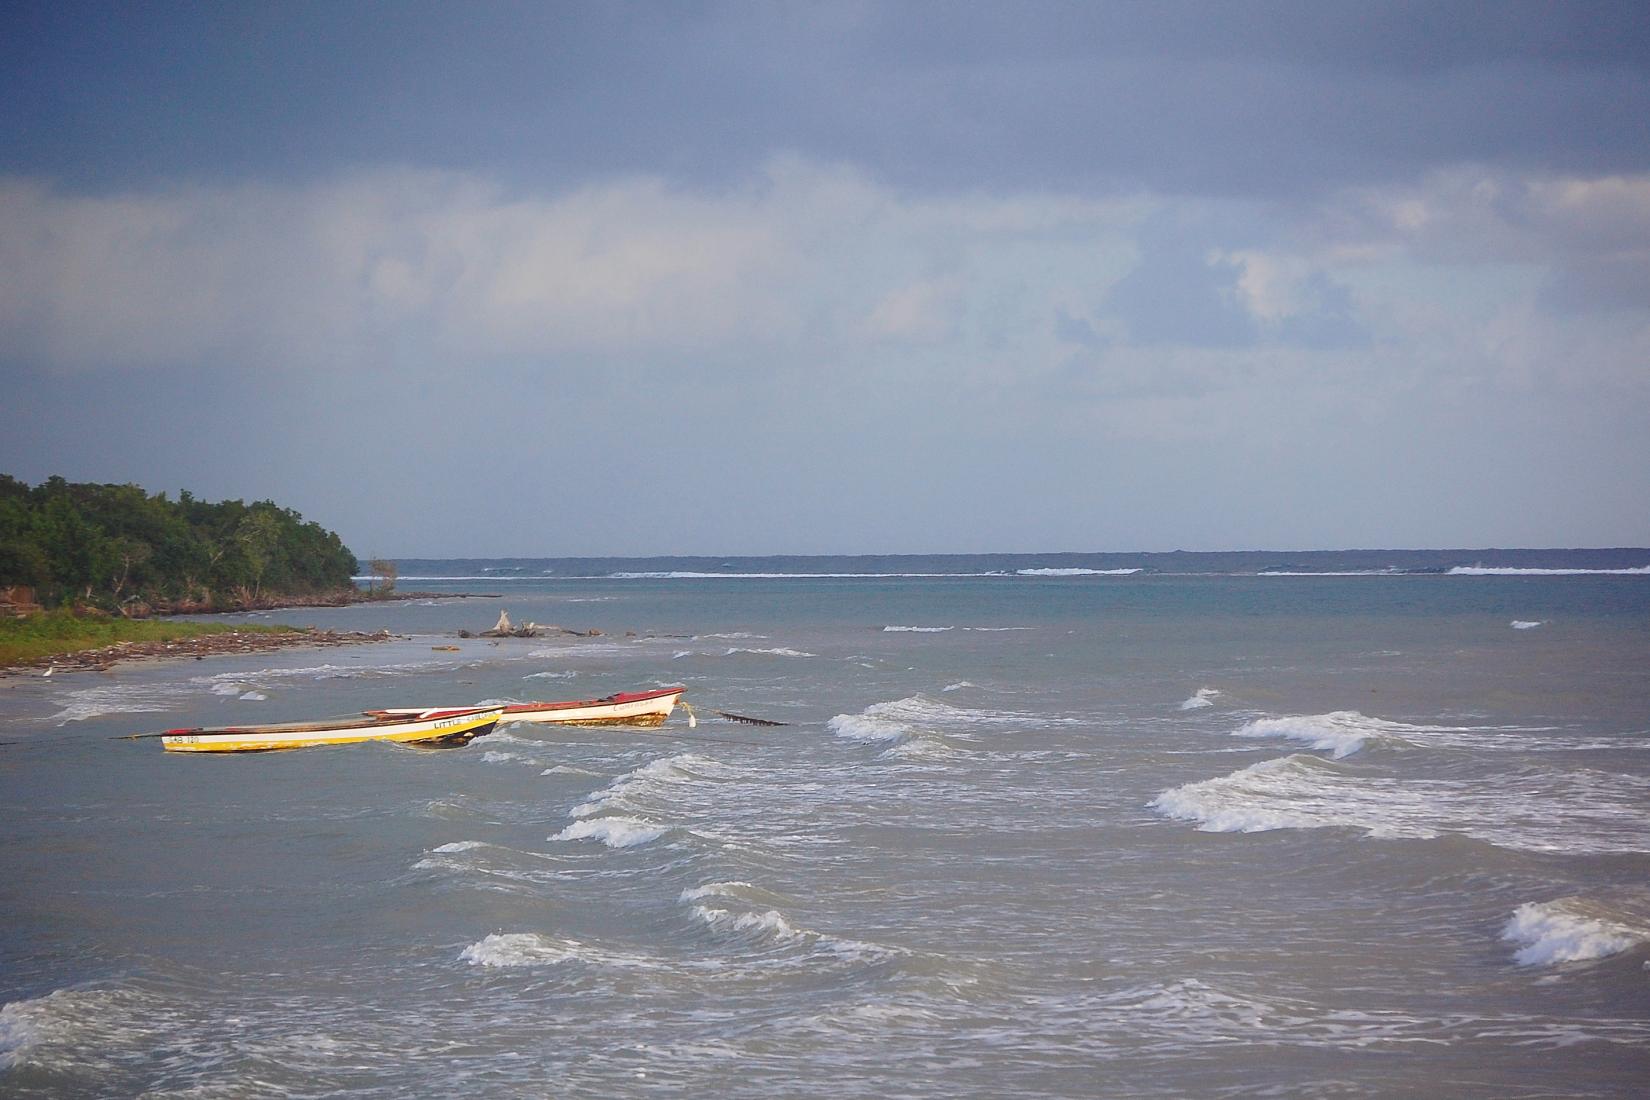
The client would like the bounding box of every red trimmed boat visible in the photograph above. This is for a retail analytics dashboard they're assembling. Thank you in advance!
[366,687,686,729]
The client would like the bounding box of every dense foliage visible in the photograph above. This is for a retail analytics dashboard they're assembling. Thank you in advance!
[0,476,358,613]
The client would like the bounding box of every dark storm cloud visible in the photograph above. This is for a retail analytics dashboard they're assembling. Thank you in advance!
[5,1,1647,197]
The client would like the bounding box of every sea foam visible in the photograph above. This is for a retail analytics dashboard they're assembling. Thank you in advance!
[1016,567,1141,576]
[460,932,656,969]
[1231,712,1413,758]
[1502,898,1650,966]
[1450,565,1650,576]
[1149,754,1439,838]
[1180,688,1220,710]
[551,816,668,848]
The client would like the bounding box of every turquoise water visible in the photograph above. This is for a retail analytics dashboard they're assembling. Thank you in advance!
[3,556,1649,1096]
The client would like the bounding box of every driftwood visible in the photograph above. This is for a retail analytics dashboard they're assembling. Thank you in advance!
[459,610,603,640]
[713,710,789,727]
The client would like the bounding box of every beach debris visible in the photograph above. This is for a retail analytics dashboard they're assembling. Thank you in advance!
[713,710,789,727]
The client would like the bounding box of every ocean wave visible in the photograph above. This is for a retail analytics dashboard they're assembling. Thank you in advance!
[1179,687,1220,710]
[1231,711,1421,758]
[1231,710,1627,756]
[882,625,954,632]
[608,570,1004,579]
[0,995,43,1070]
[1511,620,1544,629]
[1449,565,1650,576]
[49,684,185,724]
[724,646,816,658]
[551,816,669,848]
[1016,567,1141,576]
[459,931,658,969]
[686,901,901,963]
[1152,754,1650,853]
[1150,755,1435,837]
[1256,569,1407,576]
[1502,897,1650,966]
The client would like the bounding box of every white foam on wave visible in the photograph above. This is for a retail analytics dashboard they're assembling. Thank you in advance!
[570,753,712,817]
[49,684,184,724]
[1232,710,1611,756]
[608,570,1003,579]
[551,816,668,848]
[1502,898,1650,966]
[883,625,953,632]
[1153,754,1650,854]
[524,669,577,679]
[541,764,603,777]
[1511,620,1544,630]
[0,995,43,1070]
[1450,565,1650,576]
[827,712,910,743]
[679,881,760,903]
[460,931,657,969]
[942,681,975,692]
[829,693,1072,747]
[1016,567,1141,576]
[1150,754,1436,837]
[432,840,489,853]
[1232,711,1418,758]
[724,646,815,658]
[687,902,900,963]
[1180,687,1220,710]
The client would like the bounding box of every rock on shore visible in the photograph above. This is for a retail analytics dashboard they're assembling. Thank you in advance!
[5,628,396,677]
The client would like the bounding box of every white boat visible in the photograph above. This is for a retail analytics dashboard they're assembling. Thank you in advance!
[158,706,505,753]
[367,687,685,728]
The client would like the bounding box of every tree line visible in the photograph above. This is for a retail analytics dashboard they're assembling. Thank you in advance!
[0,476,358,613]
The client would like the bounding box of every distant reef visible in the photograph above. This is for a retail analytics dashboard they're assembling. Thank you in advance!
[0,475,359,616]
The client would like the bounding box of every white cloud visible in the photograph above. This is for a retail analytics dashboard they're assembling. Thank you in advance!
[0,162,1147,376]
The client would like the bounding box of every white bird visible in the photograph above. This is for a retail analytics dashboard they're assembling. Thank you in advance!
[42,665,54,677]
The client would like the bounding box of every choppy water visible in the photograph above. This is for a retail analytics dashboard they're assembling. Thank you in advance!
[3,555,1649,1097]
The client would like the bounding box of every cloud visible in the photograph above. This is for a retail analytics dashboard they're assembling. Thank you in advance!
[0,161,1147,377]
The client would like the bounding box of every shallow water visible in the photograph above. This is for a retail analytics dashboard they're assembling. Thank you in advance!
[3,561,1648,1097]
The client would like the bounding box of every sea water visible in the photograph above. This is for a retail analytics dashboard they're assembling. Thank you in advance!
[2,553,1648,1097]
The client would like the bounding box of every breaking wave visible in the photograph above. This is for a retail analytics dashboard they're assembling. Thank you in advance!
[551,816,669,848]
[1016,567,1141,576]
[1449,565,1650,576]
[1180,687,1220,710]
[1231,712,1423,758]
[1511,620,1544,629]
[1502,897,1650,966]
[460,932,657,969]
[1151,754,1650,854]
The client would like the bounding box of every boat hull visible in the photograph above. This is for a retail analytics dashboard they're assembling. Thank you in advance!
[505,689,681,727]
[160,708,505,753]
[367,688,683,729]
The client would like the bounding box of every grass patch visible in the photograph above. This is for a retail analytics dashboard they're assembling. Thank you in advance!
[0,610,298,667]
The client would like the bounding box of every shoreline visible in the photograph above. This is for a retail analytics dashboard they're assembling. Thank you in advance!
[0,627,398,678]
[135,589,501,617]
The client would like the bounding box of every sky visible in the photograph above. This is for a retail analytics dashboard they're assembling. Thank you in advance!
[3,0,1648,557]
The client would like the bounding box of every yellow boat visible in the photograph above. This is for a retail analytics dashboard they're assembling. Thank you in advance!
[157,706,505,753]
